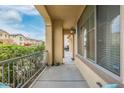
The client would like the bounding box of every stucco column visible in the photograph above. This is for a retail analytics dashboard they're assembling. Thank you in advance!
[62,30,64,58]
[72,33,75,60]
[120,5,124,84]
[53,20,64,64]
[74,29,77,58]
[45,24,53,66]
[68,33,75,60]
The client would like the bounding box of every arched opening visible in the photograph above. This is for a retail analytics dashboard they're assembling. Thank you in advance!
[0,5,48,88]
[35,5,53,65]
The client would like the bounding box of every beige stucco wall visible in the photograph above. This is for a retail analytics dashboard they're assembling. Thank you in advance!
[74,57,107,88]
[0,31,9,39]
[53,20,64,64]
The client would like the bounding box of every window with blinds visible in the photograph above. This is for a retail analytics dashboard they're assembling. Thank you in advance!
[77,5,120,76]
[87,7,95,61]
[97,5,120,75]
[77,6,95,61]
[77,25,84,56]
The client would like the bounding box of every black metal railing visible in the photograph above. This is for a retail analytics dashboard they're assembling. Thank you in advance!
[0,50,48,88]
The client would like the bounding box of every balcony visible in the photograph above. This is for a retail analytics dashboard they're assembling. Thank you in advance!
[0,51,48,88]
[1,5,123,88]
[30,51,89,88]
[0,50,89,88]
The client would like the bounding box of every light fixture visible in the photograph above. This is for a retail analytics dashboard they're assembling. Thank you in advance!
[70,28,76,34]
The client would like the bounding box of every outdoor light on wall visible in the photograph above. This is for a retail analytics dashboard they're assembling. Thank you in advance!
[70,28,76,34]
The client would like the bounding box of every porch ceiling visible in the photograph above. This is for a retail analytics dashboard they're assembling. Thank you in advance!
[45,5,85,30]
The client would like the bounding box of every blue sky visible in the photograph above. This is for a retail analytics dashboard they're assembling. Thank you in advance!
[0,5,45,41]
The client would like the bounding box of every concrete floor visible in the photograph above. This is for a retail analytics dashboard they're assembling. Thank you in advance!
[30,51,89,88]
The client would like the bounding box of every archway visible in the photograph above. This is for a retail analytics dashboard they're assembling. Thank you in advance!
[35,5,53,65]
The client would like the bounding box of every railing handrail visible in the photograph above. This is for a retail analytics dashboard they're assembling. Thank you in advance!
[0,50,48,65]
[0,50,48,88]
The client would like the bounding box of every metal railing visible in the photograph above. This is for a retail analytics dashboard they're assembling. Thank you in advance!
[0,50,48,88]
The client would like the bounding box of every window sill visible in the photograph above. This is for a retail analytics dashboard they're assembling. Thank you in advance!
[76,54,124,87]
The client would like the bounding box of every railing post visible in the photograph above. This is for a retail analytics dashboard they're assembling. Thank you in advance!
[21,59,23,85]
[8,63,10,85]
[2,64,4,83]
[13,62,15,88]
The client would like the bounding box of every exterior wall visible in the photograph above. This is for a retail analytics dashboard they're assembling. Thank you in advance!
[15,35,25,45]
[0,31,14,44]
[74,5,124,88]
[10,35,27,46]
[74,57,107,88]
[0,31,9,39]
[53,20,64,64]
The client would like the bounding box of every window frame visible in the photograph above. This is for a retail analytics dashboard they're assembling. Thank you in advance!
[77,5,121,79]
[86,8,96,61]
[77,5,96,62]
[96,5,121,76]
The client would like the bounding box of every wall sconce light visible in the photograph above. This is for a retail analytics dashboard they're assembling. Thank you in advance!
[70,28,76,34]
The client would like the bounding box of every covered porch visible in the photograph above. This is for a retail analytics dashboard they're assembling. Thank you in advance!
[30,5,89,88]
[1,5,124,88]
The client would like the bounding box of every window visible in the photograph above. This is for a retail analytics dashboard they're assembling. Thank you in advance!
[97,5,120,75]
[87,8,95,61]
[77,5,120,76]
[5,34,7,38]
[87,30,95,61]
[77,26,83,56]
[20,37,23,41]
[77,5,95,61]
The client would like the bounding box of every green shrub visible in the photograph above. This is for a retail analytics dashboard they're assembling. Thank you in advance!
[0,44,45,61]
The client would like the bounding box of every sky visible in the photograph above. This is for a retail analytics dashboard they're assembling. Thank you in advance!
[0,5,45,41]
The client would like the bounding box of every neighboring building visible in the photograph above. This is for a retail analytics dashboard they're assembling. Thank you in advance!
[0,30,43,46]
[10,34,43,46]
[10,34,27,46]
[0,29,15,44]
[24,38,43,46]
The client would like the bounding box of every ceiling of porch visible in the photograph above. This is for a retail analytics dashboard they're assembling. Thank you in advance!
[45,5,85,30]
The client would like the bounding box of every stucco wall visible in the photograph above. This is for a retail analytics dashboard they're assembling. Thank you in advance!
[74,57,107,88]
